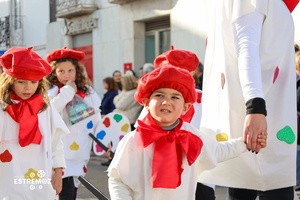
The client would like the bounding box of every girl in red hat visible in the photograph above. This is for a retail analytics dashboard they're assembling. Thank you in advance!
[46,47,102,200]
[0,47,69,199]
[107,65,267,200]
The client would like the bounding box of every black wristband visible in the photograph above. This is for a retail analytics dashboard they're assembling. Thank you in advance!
[245,97,267,116]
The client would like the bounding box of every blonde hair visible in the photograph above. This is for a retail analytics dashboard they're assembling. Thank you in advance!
[0,73,49,111]
[121,75,138,91]
[46,57,89,94]
[296,51,300,76]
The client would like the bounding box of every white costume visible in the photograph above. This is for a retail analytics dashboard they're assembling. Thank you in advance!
[48,85,101,187]
[108,122,246,200]
[0,103,69,200]
[199,0,297,190]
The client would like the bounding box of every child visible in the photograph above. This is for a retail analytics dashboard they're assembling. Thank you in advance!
[107,66,267,200]
[0,47,69,199]
[100,77,119,118]
[46,47,102,200]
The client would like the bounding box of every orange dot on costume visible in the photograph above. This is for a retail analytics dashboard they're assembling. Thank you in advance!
[216,132,228,142]
[0,149,13,163]
[113,114,123,123]
[221,73,225,89]
[121,124,130,132]
[70,142,80,150]
[273,66,279,84]
[103,117,111,128]
[24,168,39,180]
[277,126,295,144]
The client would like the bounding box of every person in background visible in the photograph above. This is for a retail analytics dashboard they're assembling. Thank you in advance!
[107,65,267,200]
[100,77,119,118]
[46,47,102,200]
[125,69,138,78]
[198,0,298,199]
[113,70,122,91]
[0,47,69,199]
[142,63,154,75]
[195,62,204,90]
[113,74,142,131]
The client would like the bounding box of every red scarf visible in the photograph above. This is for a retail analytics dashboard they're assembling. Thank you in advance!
[137,114,203,188]
[284,0,299,13]
[6,94,45,147]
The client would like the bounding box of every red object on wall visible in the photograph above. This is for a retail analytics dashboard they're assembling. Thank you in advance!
[74,45,93,82]
[124,63,132,73]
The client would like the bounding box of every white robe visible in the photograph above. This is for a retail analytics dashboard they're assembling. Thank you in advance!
[107,122,246,200]
[199,0,297,190]
[48,85,102,186]
[0,103,69,200]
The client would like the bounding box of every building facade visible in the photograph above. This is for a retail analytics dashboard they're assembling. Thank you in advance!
[0,0,299,97]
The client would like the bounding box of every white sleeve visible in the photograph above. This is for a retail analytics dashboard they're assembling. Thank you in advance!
[233,11,265,102]
[108,175,133,200]
[48,85,76,112]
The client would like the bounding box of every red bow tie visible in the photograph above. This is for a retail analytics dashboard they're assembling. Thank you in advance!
[137,114,203,188]
[6,94,44,147]
[284,0,299,12]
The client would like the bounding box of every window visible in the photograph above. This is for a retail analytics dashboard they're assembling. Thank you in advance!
[145,16,170,63]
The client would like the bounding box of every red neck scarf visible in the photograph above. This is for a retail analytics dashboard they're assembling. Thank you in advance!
[284,0,299,13]
[137,113,203,188]
[6,94,45,147]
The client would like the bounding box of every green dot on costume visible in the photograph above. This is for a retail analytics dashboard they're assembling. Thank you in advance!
[113,114,123,123]
[276,126,295,144]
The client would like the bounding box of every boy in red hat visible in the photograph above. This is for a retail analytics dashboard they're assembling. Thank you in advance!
[107,65,267,200]
[46,47,101,200]
[0,47,69,199]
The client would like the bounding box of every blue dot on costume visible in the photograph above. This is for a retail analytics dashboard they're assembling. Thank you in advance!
[277,126,295,144]
[87,121,93,129]
[96,130,106,140]
[113,114,123,123]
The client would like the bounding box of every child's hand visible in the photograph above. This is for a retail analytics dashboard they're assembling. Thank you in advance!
[66,80,77,92]
[51,168,63,195]
[103,142,113,159]
[257,132,267,148]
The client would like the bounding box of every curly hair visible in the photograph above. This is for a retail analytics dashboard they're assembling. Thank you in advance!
[46,57,89,94]
[0,73,49,111]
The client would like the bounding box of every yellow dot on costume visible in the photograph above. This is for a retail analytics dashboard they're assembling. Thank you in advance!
[121,123,130,132]
[24,168,39,180]
[70,142,80,150]
[216,132,228,142]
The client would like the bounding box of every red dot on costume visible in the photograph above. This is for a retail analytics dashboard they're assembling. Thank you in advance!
[103,117,111,128]
[273,66,279,84]
[83,165,87,173]
[96,144,104,152]
[0,149,13,162]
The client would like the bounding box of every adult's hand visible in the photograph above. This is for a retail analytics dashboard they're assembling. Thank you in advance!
[243,113,267,153]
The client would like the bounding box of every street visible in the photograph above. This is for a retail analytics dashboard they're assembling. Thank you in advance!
[76,154,228,200]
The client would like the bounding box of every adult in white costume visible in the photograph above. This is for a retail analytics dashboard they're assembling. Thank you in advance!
[198,0,298,199]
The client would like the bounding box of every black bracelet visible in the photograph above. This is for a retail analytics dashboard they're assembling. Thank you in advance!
[245,97,267,116]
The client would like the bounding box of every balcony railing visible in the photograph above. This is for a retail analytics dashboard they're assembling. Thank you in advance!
[0,15,23,49]
[56,0,97,18]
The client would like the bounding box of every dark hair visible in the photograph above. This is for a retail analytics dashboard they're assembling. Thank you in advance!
[197,62,204,72]
[103,77,119,92]
[295,44,300,53]
[47,57,89,94]
[113,70,121,77]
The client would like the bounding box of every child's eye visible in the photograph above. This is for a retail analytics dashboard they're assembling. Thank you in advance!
[172,96,179,99]
[31,81,38,84]
[155,94,163,97]
[17,80,24,84]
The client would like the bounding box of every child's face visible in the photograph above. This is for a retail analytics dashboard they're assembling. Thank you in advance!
[55,61,76,85]
[143,88,192,127]
[12,79,39,100]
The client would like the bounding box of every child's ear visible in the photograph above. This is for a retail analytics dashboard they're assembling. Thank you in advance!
[142,98,150,110]
[181,103,193,115]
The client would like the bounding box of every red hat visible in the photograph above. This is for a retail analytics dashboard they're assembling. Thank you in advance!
[0,47,52,81]
[46,46,85,63]
[154,46,200,72]
[135,65,196,104]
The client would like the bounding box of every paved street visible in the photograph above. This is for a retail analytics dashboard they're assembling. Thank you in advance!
[77,154,228,200]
